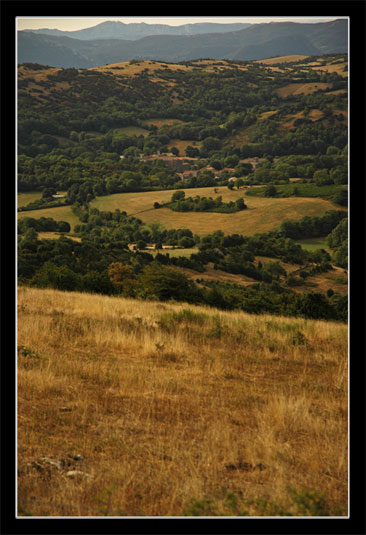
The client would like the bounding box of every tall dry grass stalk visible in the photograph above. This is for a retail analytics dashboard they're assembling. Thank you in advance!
[17,287,348,516]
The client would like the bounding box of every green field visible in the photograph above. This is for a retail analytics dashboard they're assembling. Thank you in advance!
[246,183,347,201]
[295,237,330,251]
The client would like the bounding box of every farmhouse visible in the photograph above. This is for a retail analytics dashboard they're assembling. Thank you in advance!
[177,170,200,182]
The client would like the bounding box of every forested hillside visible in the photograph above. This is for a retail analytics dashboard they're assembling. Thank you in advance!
[17,54,348,321]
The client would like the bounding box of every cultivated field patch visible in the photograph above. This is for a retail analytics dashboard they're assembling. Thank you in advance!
[90,187,342,237]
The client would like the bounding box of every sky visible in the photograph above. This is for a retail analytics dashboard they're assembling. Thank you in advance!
[17,16,339,32]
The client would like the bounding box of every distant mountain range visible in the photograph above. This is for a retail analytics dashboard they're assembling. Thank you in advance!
[22,21,252,40]
[18,19,348,68]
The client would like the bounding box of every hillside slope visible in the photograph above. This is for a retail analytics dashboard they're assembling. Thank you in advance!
[17,287,348,517]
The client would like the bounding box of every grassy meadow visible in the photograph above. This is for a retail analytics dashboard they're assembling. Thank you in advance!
[17,192,42,207]
[17,186,344,238]
[17,287,348,517]
[90,186,340,237]
[17,204,80,232]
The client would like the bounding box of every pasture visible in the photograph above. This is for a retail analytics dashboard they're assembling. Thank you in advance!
[90,186,343,237]
[17,204,80,232]
[17,192,42,207]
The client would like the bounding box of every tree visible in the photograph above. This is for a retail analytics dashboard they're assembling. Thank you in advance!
[137,264,200,303]
[31,262,82,292]
[185,145,199,158]
[263,261,286,280]
[42,187,57,199]
[332,189,348,207]
[57,221,71,233]
[297,292,335,320]
[264,184,277,197]
[224,154,239,168]
[200,137,221,157]
[82,270,115,294]
[330,167,347,185]
[327,217,348,248]
[123,146,141,160]
[210,159,223,170]
[313,169,333,186]
[171,190,185,202]
[179,236,195,248]
[235,198,247,210]
[108,262,133,291]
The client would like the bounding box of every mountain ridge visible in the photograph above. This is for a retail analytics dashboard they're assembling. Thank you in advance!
[22,21,252,41]
[18,19,348,68]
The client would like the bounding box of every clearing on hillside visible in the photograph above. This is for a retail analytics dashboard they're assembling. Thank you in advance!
[90,186,343,237]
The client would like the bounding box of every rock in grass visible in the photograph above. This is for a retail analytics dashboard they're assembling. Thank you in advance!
[66,470,90,479]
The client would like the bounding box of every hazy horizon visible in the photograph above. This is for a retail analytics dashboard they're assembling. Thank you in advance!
[17,16,340,32]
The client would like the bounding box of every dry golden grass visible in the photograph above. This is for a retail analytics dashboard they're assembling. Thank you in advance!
[308,109,325,121]
[90,61,192,81]
[37,232,82,242]
[255,55,309,65]
[258,110,278,121]
[277,83,331,98]
[17,205,80,232]
[18,66,62,82]
[312,62,348,77]
[167,139,200,153]
[17,287,348,517]
[17,192,42,207]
